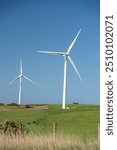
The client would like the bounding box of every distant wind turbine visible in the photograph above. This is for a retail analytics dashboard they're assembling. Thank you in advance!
[38,29,82,109]
[9,58,36,105]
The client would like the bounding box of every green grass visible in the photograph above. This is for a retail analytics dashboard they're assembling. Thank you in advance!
[0,104,99,139]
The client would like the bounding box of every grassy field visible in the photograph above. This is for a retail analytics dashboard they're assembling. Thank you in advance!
[0,104,100,150]
[0,104,100,139]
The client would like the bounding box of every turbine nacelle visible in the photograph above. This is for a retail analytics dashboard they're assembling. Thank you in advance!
[19,75,23,78]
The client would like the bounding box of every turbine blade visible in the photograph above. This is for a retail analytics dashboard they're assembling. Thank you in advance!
[9,76,20,85]
[23,75,36,85]
[20,58,22,75]
[37,51,65,55]
[67,29,81,54]
[68,56,82,82]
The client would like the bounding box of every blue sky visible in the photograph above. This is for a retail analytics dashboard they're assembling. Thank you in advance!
[0,0,100,105]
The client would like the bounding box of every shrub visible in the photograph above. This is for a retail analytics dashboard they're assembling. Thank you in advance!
[7,103,18,106]
[25,104,32,108]
[73,102,79,104]
[0,103,5,106]
[0,120,28,136]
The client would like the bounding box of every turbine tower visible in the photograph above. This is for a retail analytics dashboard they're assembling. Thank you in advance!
[9,58,36,105]
[38,29,82,109]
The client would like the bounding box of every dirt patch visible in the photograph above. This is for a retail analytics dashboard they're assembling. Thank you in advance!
[31,105,49,110]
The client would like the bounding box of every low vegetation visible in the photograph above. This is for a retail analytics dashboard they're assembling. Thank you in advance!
[0,133,99,150]
[0,120,28,136]
[25,104,32,108]
[7,103,19,106]
[0,103,5,106]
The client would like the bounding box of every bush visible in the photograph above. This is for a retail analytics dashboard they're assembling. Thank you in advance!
[73,102,79,104]
[0,103,5,106]
[7,103,18,106]
[25,104,32,108]
[0,120,28,136]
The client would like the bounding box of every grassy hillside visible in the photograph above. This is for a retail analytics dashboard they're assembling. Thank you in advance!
[0,104,99,139]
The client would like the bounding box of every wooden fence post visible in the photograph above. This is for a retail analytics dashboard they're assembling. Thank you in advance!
[53,122,57,139]
[98,123,100,144]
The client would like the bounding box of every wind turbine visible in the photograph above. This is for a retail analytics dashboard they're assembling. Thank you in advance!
[9,58,36,105]
[38,29,82,109]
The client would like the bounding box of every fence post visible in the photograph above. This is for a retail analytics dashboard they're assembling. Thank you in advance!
[98,123,100,144]
[53,122,57,139]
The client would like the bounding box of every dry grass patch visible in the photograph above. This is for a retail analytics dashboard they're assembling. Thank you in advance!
[0,134,99,150]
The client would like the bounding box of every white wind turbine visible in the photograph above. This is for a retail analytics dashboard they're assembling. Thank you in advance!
[9,58,36,105]
[38,29,82,109]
